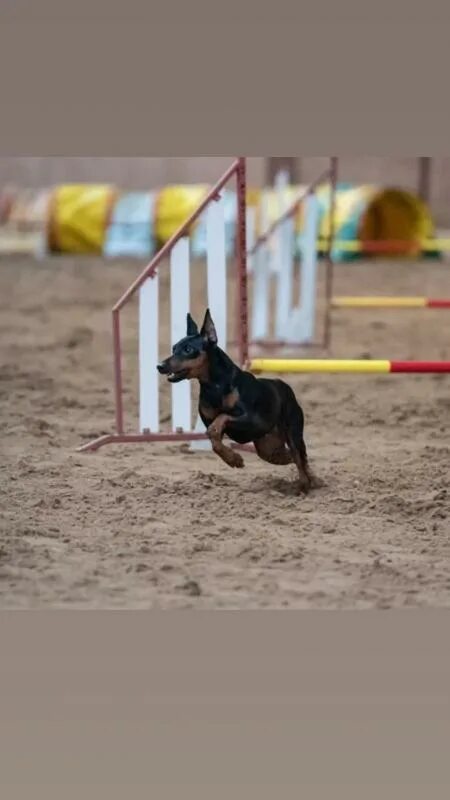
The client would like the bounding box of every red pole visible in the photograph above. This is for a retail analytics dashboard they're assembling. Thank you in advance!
[112,309,124,434]
[236,157,249,366]
[390,361,450,373]
[427,299,450,308]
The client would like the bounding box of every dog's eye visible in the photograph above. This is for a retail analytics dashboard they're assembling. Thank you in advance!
[184,344,193,355]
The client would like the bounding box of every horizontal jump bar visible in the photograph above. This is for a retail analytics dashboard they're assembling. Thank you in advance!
[331,297,450,309]
[250,359,450,374]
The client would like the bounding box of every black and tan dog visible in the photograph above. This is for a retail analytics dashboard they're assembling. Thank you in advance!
[157,310,317,493]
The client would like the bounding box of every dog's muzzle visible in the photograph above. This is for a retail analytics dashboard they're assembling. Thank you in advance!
[157,359,188,383]
[157,360,171,375]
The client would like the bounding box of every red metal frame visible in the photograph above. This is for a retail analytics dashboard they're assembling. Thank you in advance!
[79,157,248,453]
[236,157,248,366]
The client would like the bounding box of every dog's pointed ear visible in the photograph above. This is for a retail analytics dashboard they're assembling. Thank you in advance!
[200,308,218,345]
[186,313,199,336]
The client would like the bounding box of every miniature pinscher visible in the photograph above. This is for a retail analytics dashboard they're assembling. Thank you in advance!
[157,309,317,494]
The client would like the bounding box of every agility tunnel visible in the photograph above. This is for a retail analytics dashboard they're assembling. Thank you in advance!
[0,187,52,229]
[313,184,440,261]
[45,183,235,257]
[0,187,52,255]
[47,185,117,254]
[153,184,209,244]
[249,182,440,262]
[103,192,156,258]
[33,180,441,260]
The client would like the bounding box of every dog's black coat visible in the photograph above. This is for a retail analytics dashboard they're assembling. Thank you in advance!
[157,309,314,492]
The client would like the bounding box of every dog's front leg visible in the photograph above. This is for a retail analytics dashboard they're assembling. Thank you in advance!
[207,414,244,469]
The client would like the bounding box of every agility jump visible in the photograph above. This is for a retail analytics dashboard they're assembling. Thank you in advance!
[78,157,248,453]
[248,168,449,349]
[249,158,337,349]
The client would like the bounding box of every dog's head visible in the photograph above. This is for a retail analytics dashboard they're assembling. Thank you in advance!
[157,309,217,383]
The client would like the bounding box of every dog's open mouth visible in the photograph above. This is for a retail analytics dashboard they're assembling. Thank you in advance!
[167,369,189,383]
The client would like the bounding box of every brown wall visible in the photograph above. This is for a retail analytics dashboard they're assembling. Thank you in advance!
[1,157,450,224]
[0,158,265,191]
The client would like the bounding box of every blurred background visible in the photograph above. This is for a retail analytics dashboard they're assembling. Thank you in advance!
[0,156,447,260]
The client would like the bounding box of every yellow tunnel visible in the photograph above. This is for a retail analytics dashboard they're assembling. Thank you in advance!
[317,185,438,259]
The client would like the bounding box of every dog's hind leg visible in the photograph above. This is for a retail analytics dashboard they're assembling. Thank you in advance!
[254,431,294,465]
[284,405,318,494]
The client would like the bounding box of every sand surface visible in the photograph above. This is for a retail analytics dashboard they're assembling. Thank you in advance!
[0,254,449,608]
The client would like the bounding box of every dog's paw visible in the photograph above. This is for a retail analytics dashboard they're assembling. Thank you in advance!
[229,451,244,469]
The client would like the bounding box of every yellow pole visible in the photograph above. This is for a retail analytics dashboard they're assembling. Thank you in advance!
[250,359,392,374]
[331,296,427,309]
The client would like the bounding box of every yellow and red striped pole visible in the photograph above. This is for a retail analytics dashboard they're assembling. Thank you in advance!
[250,359,450,374]
[331,296,450,309]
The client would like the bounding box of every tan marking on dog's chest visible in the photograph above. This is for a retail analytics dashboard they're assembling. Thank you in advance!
[200,389,239,423]
[222,388,240,410]
[199,403,219,422]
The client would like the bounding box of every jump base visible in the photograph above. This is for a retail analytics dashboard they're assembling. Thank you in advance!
[77,433,255,453]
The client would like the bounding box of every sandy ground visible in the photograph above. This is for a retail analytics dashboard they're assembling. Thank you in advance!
[0,254,449,608]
